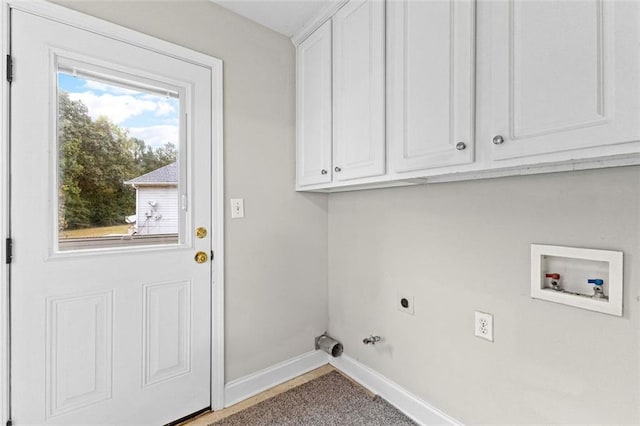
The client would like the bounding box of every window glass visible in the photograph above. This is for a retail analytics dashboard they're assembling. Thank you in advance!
[57,68,182,251]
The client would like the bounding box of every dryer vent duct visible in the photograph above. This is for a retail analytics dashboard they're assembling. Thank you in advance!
[315,334,343,357]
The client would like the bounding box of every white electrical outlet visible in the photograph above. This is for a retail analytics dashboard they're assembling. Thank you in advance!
[474,311,493,342]
[230,198,244,218]
[397,293,414,315]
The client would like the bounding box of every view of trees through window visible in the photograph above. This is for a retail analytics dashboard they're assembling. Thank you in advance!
[57,71,180,245]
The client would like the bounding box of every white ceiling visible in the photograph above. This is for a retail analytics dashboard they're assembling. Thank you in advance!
[212,0,333,38]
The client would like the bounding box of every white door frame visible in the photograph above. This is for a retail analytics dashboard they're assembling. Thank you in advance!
[0,1,225,422]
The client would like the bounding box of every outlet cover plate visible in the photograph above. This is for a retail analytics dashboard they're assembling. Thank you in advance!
[474,311,493,342]
[397,293,414,315]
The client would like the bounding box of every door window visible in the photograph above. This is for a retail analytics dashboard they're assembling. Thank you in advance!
[56,59,186,251]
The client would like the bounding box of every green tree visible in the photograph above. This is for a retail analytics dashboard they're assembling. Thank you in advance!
[131,139,177,175]
[58,92,92,229]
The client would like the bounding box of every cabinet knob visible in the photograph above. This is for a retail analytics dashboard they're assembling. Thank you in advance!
[492,135,505,145]
[321,169,327,175]
[455,142,466,151]
[334,166,342,172]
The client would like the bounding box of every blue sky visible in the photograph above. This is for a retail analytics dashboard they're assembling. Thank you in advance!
[58,72,179,149]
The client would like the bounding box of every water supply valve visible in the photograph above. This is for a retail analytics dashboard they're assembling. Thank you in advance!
[545,273,562,291]
[588,279,606,299]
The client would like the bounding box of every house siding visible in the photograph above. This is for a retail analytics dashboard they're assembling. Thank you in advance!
[135,185,178,235]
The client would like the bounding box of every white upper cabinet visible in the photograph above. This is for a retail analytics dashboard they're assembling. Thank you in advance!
[489,0,640,161]
[388,0,476,173]
[294,0,640,192]
[332,0,386,181]
[296,20,332,187]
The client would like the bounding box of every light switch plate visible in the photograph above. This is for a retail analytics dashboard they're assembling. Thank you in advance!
[230,198,244,218]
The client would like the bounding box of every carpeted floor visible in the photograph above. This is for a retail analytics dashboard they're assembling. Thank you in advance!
[210,371,417,426]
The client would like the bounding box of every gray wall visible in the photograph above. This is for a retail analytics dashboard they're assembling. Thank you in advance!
[328,166,640,424]
[53,0,329,382]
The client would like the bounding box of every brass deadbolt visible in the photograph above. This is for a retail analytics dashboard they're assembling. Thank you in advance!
[195,227,207,239]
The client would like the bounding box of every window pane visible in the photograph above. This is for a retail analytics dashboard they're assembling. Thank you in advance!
[57,69,181,251]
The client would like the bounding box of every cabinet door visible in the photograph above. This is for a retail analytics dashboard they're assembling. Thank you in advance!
[333,0,386,182]
[490,0,640,161]
[388,0,475,173]
[296,20,333,187]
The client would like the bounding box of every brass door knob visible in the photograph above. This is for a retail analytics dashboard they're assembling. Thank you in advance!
[194,251,208,263]
[196,227,207,239]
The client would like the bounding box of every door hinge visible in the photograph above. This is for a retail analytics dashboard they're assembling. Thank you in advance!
[6,238,13,264]
[6,55,12,83]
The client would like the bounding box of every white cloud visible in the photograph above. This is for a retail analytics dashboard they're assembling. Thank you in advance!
[154,100,176,117]
[68,91,175,124]
[128,125,179,148]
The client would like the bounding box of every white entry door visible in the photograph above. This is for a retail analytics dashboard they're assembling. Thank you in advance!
[10,8,213,425]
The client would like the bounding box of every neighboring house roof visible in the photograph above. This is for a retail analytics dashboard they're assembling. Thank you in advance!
[125,162,178,186]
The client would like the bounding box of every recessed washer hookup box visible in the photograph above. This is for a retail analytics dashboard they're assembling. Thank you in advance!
[530,244,623,316]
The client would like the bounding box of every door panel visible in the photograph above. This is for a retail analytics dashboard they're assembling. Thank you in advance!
[11,10,211,425]
[296,20,333,187]
[47,291,113,418]
[333,0,385,181]
[388,0,475,173]
[513,1,603,136]
[490,0,640,160]
[143,281,191,387]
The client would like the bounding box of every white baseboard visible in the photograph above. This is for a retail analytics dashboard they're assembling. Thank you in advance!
[330,354,463,426]
[223,349,460,426]
[224,349,329,407]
